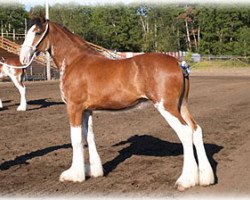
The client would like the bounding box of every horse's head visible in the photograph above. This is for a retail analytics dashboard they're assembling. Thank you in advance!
[20,16,50,65]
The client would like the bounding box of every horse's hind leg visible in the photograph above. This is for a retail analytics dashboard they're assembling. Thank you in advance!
[154,99,198,191]
[83,110,103,177]
[181,105,214,186]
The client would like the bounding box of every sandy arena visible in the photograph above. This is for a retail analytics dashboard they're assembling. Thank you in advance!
[0,69,249,198]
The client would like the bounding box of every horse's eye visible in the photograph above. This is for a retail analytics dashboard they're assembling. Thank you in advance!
[35,32,41,36]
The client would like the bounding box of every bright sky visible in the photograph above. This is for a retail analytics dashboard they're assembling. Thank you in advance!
[2,0,250,11]
[18,0,136,10]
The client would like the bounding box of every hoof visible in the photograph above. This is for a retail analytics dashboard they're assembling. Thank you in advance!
[199,169,215,186]
[175,182,187,192]
[59,167,85,182]
[175,172,199,191]
[85,164,104,178]
[17,105,27,111]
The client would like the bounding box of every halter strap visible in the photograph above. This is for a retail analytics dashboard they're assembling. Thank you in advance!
[34,20,49,49]
[0,53,37,69]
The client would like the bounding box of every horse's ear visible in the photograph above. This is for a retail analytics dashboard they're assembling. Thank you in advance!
[39,12,46,23]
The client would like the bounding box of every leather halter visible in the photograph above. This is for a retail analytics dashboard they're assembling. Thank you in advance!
[21,20,49,52]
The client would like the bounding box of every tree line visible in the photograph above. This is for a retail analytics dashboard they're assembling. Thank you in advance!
[0,2,249,56]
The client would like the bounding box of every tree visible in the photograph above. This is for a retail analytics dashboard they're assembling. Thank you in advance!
[153,6,180,52]
[2,2,249,56]
[177,6,199,51]
[197,5,250,55]
[0,3,28,36]
[234,27,250,56]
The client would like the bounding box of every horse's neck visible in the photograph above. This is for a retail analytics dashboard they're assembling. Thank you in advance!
[49,22,98,70]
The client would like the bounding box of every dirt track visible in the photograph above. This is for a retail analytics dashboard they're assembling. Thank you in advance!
[0,70,249,198]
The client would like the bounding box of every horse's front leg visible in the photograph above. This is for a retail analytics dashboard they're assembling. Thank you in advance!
[10,73,27,111]
[83,110,103,177]
[60,103,85,182]
[16,85,26,111]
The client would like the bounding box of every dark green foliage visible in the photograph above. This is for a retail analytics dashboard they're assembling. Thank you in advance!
[197,5,250,55]
[0,3,28,34]
[0,2,249,56]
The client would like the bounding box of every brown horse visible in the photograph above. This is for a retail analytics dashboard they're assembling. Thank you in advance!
[0,57,27,111]
[19,16,214,191]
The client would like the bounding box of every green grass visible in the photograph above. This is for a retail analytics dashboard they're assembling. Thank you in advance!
[190,59,250,70]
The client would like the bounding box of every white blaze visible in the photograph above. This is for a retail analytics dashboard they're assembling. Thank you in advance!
[20,25,36,65]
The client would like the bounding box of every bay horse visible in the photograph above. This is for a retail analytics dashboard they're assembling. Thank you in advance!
[19,16,214,191]
[0,57,27,111]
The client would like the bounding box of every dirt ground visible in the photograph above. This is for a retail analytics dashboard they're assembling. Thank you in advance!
[0,69,249,198]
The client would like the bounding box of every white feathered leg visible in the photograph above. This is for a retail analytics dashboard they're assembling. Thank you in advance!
[60,126,85,182]
[83,111,103,177]
[193,125,214,186]
[16,85,27,111]
[155,100,198,191]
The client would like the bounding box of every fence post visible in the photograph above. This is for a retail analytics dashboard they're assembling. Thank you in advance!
[45,0,51,81]
[1,26,3,45]
[24,18,27,35]
[30,65,33,76]
[13,29,15,41]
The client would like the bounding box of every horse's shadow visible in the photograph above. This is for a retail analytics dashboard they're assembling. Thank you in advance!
[0,99,63,111]
[0,100,12,111]
[0,134,222,184]
[103,135,223,183]
[2,100,11,104]
[27,98,64,110]
[0,144,71,170]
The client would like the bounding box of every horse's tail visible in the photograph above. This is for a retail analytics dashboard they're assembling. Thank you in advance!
[179,67,198,131]
[178,60,190,109]
[180,61,190,105]
[178,74,189,112]
[183,76,190,106]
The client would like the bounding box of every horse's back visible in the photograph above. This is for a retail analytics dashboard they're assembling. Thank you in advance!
[132,53,180,73]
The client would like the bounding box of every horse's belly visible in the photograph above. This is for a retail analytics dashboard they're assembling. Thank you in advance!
[86,91,143,110]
